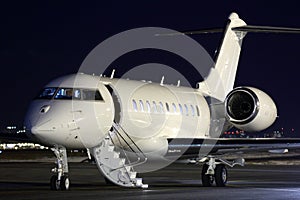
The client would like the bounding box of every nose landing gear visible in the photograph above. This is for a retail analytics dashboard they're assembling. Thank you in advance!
[50,146,70,190]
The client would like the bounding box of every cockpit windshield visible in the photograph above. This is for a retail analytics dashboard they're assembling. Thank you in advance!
[54,88,81,100]
[36,87,57,99]
[35,87,103,101]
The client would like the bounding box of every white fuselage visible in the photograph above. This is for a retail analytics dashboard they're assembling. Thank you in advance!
[24,73,211,154]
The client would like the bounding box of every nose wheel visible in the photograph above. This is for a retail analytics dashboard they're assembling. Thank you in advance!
[50,146,70,190]
[50,175,70,190]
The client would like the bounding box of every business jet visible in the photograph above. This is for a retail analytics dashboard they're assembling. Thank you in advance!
[24,13,300,190]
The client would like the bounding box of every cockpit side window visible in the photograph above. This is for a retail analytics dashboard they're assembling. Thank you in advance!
[35,87,57,99]
[82,89,103,101]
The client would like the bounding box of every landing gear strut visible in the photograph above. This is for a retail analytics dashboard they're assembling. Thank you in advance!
[50,146,70,190]
[201,164,215,187]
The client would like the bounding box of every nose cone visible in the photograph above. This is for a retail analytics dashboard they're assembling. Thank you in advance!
[24,123,40,142]
[24,121,56,146]
[24,113,36,140]
[24,119,46,142]
[25,125,39,141]
[30,126,39,135]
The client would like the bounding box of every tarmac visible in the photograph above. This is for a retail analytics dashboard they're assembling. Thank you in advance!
[0,160,300,200]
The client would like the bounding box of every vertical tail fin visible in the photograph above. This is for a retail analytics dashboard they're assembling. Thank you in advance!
[198,13,247,101]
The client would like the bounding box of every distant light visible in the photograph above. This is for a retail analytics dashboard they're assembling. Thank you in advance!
[16,130,26,134]
[6,126,17,130]
[6,144,16,149]
[292,128,295,132]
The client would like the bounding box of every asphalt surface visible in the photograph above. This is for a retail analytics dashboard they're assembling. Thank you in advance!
[0,162,300,200]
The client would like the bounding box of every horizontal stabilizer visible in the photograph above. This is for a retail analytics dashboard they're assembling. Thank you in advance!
[232,25,300,33]
[156,25,300,37]
[155,28,223,36]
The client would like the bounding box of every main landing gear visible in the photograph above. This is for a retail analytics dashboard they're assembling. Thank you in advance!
[50,146,70,190]
[202,163,227,187]
[201,156,244,187]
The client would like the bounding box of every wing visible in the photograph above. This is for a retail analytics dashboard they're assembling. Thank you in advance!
[166,138,300,158]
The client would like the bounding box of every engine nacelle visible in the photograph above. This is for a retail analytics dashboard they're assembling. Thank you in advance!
[225,87,277,132]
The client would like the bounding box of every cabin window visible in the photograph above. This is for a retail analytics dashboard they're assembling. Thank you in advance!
[146,100,151,113]
[165,103,170,112]
[132,99,138,112]
[156,102,163,113]
[172,103,177,113]
[196,105,200,116]
[179,104,183,114]
[153,101,157,113]
[36,87,57,99]
[139,100,144,112]
[190,105,195,116]
[184,104,189,116]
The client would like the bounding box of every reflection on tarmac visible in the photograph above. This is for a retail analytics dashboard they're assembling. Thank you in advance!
[0,162,300,200]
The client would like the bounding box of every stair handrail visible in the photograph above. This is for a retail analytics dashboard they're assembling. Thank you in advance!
[111,122,148,167]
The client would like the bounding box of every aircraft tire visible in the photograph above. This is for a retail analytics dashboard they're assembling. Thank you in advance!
[201,164,214,187]
[215,164,227,187]
[60,175,70,190]
[50,175,59,190]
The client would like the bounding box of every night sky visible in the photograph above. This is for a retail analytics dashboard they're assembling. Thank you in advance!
[1,1,300,135]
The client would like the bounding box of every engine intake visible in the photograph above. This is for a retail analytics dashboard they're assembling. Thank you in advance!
[226,88,258,124]
[225,87,277,132]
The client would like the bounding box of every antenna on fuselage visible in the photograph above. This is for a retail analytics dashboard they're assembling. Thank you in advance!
[160,76,165,86]
[110,69,115,79]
